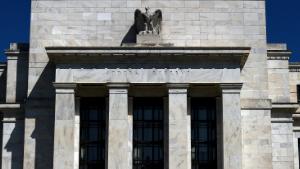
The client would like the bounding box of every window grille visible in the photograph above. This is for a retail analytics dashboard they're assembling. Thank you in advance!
[80,98,106,169]
[133,98,164,169]
[191,98,217,169]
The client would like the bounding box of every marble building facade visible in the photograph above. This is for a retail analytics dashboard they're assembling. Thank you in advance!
[0,0,300,169]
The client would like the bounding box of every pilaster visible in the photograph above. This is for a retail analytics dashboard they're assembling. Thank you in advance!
[107,83,129,169]
[53,83,77,169]
[167,84,190,169]
[220,83,242,169]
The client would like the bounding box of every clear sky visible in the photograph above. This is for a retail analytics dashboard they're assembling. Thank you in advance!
[0,0,299,62]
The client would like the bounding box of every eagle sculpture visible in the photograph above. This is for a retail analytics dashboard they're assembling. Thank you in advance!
[134,8,162,35]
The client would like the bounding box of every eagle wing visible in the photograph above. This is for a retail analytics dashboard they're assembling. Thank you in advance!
[151,10,162,34]
[134,9,146,33]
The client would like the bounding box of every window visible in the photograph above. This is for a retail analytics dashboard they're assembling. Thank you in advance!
[191,98,217,169]
[80,98,106,169]
[133,98,164,169]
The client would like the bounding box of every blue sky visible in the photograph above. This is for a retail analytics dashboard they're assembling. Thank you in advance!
[0,0,299,62]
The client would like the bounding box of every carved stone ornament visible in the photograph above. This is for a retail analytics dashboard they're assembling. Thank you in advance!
[134,8,162,35]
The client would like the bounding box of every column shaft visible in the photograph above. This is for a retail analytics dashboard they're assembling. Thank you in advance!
[53,83,76,169]
[168,86,190,169]
[107,86,129,169]
[220,84,242,169]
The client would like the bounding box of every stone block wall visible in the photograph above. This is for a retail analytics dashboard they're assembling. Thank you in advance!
[29,0,269,99]
[271,111,294,169]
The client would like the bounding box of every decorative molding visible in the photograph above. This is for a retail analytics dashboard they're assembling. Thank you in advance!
[267,50,292,60]
[219,83,243,90]
[107,83,129,94]
[241,99,272,110]
[272,103,299,110]
[271,118,293,123]
[167,83,189,94]
[289,63,300,72]
[107,83,130,88]
[53,82,77,89]
[267,56,290,60]
[167,83,189,89]
[46,46,250,67]
[53,83,77,94]
[0,103,24,117]
[5,43,29,57]
[0,103,23,110]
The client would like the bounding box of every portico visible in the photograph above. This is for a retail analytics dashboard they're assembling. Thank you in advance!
[48,46,248,169]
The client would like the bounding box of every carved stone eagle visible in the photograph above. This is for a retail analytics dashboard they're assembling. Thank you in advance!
[134,8,162,35]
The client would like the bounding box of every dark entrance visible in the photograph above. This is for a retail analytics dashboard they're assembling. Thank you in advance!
[80,98,106,169]
[133,98,164,169]
[191,98,217,169]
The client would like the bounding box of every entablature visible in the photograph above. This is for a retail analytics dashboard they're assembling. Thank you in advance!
[47,46,250,67]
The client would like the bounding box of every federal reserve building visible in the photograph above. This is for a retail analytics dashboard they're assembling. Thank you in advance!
[1,0,300,169]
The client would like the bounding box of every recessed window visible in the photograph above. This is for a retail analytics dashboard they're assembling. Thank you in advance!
[191,98,217,169]
[133,98,164,169]
[80,98,106,169]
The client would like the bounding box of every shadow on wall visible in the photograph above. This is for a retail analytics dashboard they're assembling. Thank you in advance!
[121,25,137,45]
[16,53,29,103]
[3,114,25,169]
[26,63,55,169]
[0,69,7,103]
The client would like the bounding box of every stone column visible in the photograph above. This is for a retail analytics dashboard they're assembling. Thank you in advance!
[107,84,129,169]
[220,83,242,169]
[53,83,77,169]
[167,84,190,169]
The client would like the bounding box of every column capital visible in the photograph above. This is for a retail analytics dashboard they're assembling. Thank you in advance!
[219,83,242,94]
[167,83,189,89]
[107,83,130,89]
[167,84,189,94]
[53,82,77,89]
[6,55,19,60]
[5,43,29,58]
[53,83,77,94]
